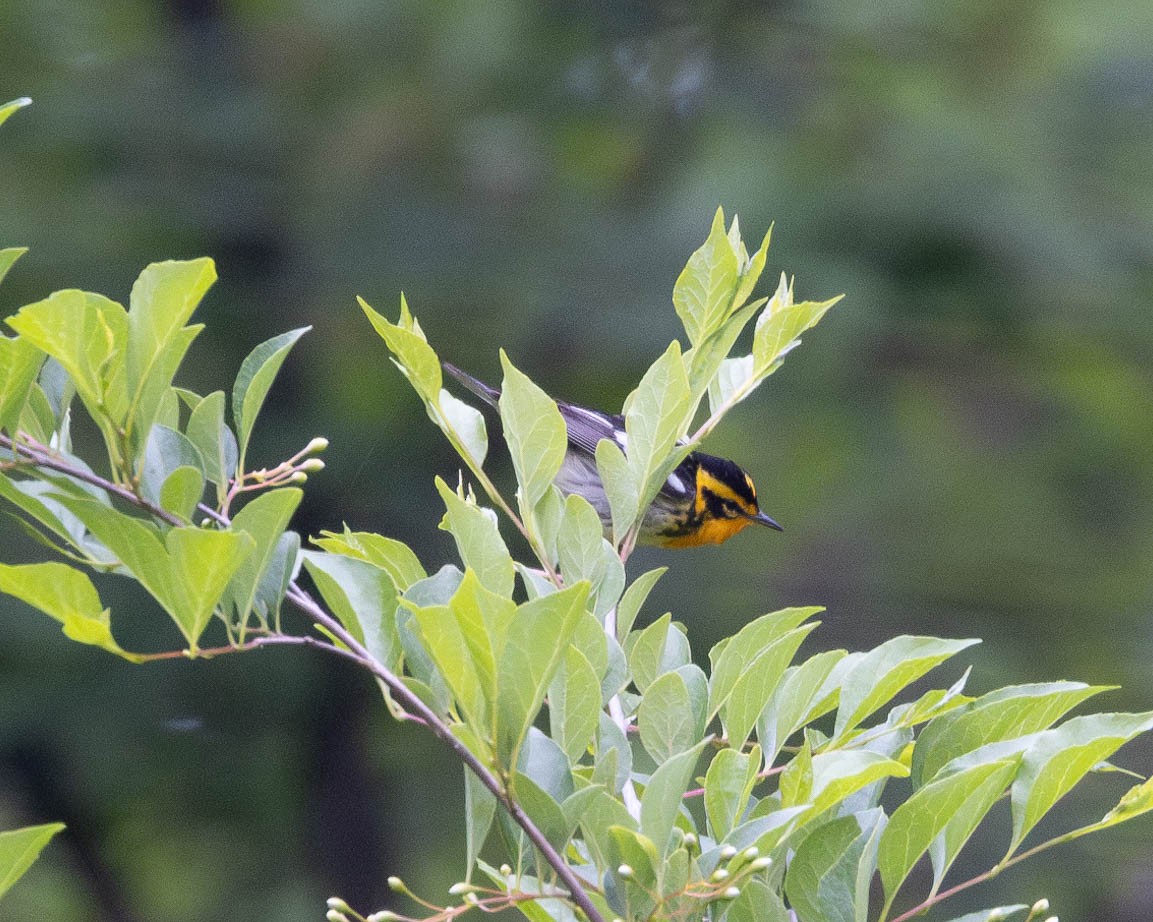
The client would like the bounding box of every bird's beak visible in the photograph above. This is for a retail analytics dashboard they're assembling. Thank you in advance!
[748,510,783,531]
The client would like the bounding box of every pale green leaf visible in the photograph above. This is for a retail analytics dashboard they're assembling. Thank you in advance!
[436,477,515,598]
[913,681,1112,787]
[359,295,441,404]
[834,636,980,739]
[672,207,740,345]
[0,562,140,661]
[879,760,1018,906]
[614,566,665,641]
[722,624,818,750]
[438,388,488,466]
[0,96,32,129]
[312,527,426,590]
[704,746,761,842]
[1009,710,1153,852]
[595,438,639,545]
[140,424,205,511]
[498,351,567,509]
[158,466,205,522]
[549,645,601,763]
[302,550,401,670]
[640,739,709,857]
[759,650,847,765]
[753,296,842,376]
[126,259,215,453]
[624,341,692,512]
[0,333,43,435]
[232,326,310,466]
[226,488,302,623]
[0,248,28,288]
[0,822,65,902]
[722,878,790,922]
[186,391,238,494]
[639,669,702,763]
[785,808,886,922]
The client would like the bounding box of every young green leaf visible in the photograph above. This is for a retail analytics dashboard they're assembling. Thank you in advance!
[759,650,847,765]
[462,733,498,877]
[0,96,32,129]
[672,207,740,346]
[834,636,980,740]
[614,566,666,641]
[879,760,1019,909]
[595,438,639,545]
[312,528,426,590]
[912,681,1113,787]
[301,551,401,671]
[140,424,205,511]
[628,614,692,693]
[785,808,886,922]
[436,477,515,599]
[0,333,43,435]
[0,247,28,287]
[1009,710,1153,853]
[640,738,710,858]
[232,326,310,468]
[722,878,790,922]
[704,746,761,842]
[0,562,141,661]
[186,391,238,497]
[439,388,488,466]
[125,259,216,455]
[408,600,488,726]
[624,341,692,512]
[722,624,818,751]
[549,645,601,763]
[359,295,442,405]
[0,822,66,902]
[498,351,567,510]
[226,487,302,624]
[638,667,706,763]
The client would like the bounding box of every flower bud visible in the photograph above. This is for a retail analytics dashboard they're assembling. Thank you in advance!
[368,912,400,922]
[327,898,351,911]
[306,437,330,454]
[1031,901,1050,915]
[719,845,738,860]
[300,458,326,473]
[387,877,405,892]
[449,883,476,895]
[722,887,740,900]
[326,911,349,922]
[710,868,730,883]
[617,864,634,879]
[749,856,772,871]
[499,864,512,877]
[682,832,698,850]
[289,471,308,483]
[742,847,759,861]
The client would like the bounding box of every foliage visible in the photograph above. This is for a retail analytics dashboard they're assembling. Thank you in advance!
[0,172,1150,919]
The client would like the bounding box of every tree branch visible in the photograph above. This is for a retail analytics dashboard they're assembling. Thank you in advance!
[0,433,606,922]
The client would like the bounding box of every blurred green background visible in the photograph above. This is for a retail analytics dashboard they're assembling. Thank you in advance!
[2,1,1153,919]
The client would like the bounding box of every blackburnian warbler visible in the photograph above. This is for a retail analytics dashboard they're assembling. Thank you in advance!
[442,362,782,548]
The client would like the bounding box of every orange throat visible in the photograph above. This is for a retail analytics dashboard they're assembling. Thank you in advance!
[658,516,753,548]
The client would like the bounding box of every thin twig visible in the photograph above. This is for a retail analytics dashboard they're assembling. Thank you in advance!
[0,433,606,922]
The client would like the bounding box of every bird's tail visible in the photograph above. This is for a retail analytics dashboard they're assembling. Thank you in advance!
[441,361,501,407]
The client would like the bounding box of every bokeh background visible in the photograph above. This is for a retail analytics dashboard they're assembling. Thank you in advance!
[2,1,1153,920]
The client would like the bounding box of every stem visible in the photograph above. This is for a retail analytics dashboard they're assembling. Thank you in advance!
[0,433,606,922]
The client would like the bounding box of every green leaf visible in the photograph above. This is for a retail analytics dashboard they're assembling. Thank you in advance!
[672,207,740,346]
[359,295,441,404]
[628,614,692,693]
[312,527,426,590]
[595,438,639,546]
[436,477,515,598]
[55,494,252,650]
[614,566,665,641]
[0,96,32,129]
[785,808,886,922]
[1009,710,1153,853]
[709,607,823,718]
[7,290,130,428]
[497,351,567,509]
[704,746,761,842]
[721,624,818,751]
[879,760,1018,908]
[639,739,709,858]
[0,248,28,288]
[302,551,401,670]
[0,822,65,902]
[408,601,488,726]
[226,488,302,623]
[638,667,707,763]
[759,650,847,765]
[722,878,790,922]
[913,681,1112,787]
[461,728,497,878]
[0,333,43,435]
[752,297,842,376]
[557,493,624,618]
[158,466,205,522]
[784,750,909,822]
[496,582,590,766]
[231,327,310,466]
[186,391,238,495]
[834,636,980,740]
[140,424,205,515]
[0,562,141,661]
[624,341,692,513]
[125,259,215,454]
[447,569,517,728]
[1059,774,1153,845]
[438,388,488,466]
[549,645,601,763]
[732,222,773,308]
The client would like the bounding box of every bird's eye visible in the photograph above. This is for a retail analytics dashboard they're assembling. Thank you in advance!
[723,501,740,517]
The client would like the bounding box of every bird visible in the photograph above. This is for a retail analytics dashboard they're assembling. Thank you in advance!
[442,362,782,548]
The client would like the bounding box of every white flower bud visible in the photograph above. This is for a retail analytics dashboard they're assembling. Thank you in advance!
[1031,901,1050,915]
[749,856,772,871]
[719,845,738,860]
[326,898,350,911]
[617,864,634,879]
[300,457,326,473]
[710,868,730,883]
[722,887,740,900]
[306,437,330,454]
